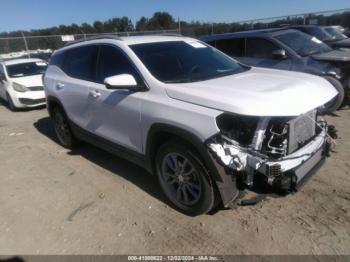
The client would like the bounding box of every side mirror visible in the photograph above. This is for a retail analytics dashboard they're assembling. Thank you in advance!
[272,49,288,60]
[104,74,145,91]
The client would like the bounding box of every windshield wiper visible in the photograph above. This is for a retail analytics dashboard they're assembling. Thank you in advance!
[217,69,235,73]
[164,78,192,83]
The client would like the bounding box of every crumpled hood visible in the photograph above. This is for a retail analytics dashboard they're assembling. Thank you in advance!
[10,74,43,87]
[164,67,337,116]
[311,49,350,62]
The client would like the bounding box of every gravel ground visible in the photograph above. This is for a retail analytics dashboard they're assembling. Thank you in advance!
[0,101,349,255]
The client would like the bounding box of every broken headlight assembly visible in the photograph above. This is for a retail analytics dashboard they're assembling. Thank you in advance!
[215,113,259,146]
[208,111,331,192]
[208,113,265,172]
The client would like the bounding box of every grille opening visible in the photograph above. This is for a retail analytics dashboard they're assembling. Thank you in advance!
[262,111,317,159]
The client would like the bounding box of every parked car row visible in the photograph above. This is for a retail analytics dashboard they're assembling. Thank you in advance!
[0,26,345,215]
[200,27,350,113]
[288,25,350,50]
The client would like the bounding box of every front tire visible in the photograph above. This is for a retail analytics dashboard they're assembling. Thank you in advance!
[155,140,216,216]
[52,107,75,149]
[320,76,345,114]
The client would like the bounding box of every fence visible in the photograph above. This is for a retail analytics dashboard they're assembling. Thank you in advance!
[1,8,350,59]
[0,29,180,60]
[180,8,350,36]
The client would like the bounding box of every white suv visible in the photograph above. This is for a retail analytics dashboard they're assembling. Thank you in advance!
[44,35,337,215]
[0,58,47,110]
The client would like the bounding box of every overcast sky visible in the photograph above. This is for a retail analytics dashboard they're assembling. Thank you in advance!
[0,0,349,32]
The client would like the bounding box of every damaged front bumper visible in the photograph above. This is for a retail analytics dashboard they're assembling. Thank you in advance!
[207,121,332,198]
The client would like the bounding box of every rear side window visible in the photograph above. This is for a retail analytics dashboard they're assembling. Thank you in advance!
[49,51,65,68]
[62,45,98,81]
[0,64,5,75]
[96,45,139,83]
[246,38,279,59]
[215,38,245,57]
[0,64,6,81]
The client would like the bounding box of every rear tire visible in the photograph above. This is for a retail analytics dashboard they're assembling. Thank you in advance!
[52,107,75,149]
[155,140,216,216]
[6,93,17,111]
[320,76,345,114]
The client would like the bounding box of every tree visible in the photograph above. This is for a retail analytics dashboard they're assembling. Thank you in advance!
[93,21,104,33]
[104,17,134,32]
[81,23,95,34]
[149,12,177,30]
[135,12,177,31]
[136,17,149,31]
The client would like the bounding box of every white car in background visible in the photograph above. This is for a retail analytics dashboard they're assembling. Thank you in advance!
[0,58,47,110]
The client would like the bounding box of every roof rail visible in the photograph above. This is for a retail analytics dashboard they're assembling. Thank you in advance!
[64,32,182,47]
[151,33,182,36]
[64,34,122,47]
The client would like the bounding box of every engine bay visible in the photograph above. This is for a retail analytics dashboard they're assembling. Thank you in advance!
[208,110,332,192]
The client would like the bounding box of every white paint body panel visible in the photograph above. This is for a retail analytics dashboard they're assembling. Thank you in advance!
[165,67,338,117]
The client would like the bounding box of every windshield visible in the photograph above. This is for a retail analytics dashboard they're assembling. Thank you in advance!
[130,41,247,83]
[324,27,347,40]
[306,27,333,42]
[275,31,332,56]
[6,61,47,78]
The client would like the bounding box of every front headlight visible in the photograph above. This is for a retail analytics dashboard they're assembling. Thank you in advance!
[12,82,29,92]
[216,113,259,146]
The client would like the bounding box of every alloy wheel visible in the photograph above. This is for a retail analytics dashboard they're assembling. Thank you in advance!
[53,110,71,146]
[160,153,202,206]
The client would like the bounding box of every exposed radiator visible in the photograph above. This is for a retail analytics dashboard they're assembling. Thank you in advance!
[288,110,316,154]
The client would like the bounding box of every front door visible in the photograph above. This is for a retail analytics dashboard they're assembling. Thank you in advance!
[239,37,292,70]
[86,45,144,153]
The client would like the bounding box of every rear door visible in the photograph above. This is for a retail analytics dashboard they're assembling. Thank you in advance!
[214,38,245,59]
[85,44,144,153]
[56,45,99,129]
[241,37,292,70]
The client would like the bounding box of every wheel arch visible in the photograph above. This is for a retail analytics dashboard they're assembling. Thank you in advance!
[145,123,222,183]
[145,123,242,206]
[47,95,66,117]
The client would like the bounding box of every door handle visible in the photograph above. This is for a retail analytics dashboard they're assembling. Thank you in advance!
[89,89,101,98]
[56,82,65,90]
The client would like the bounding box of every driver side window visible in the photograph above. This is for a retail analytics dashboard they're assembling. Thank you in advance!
[97,45,140,84]
[246,38,281,59]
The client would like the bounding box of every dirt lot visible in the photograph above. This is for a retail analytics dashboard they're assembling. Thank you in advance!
[0,101,349,255]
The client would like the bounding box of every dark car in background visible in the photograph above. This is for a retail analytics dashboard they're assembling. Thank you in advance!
[323,26,350,50]
[200,28,350,112]
[289,25,350,50]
